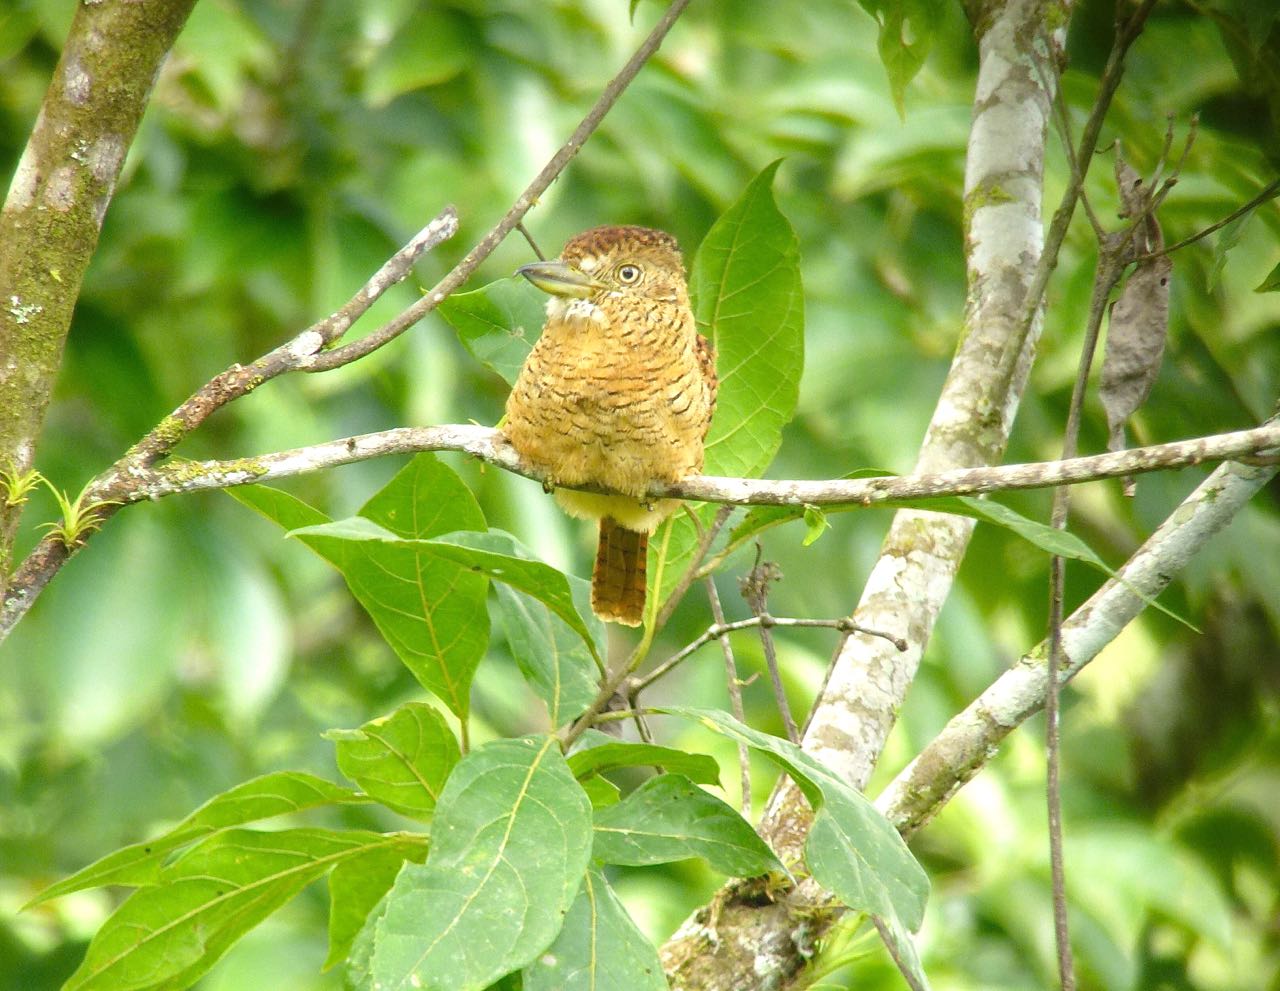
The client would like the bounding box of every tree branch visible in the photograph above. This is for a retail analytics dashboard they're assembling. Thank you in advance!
[876,456,1278,837]
[301,0,694,372]
[6,418,1275,638]
[0,0,197,587]
[94,421,1280,505]
[1,0,694,639]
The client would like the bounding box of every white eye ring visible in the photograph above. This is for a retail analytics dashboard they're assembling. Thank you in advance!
[617,264,642,284]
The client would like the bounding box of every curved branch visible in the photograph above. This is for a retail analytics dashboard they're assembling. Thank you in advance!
[0,0,694,641]
[100,420,1280,505]
[302,0,693,372]
[876,456,1277,836]
[5,419,1275,640]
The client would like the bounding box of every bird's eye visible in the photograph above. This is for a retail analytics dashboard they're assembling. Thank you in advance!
[616,264,642,285]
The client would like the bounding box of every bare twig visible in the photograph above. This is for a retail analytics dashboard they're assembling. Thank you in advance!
[878,454,1277,838]
[706,576,753,818]
[632,615,906,696]
[1012,0,1160,394]
[303,0,693,372]
[518,222,548,261]
[1135,175,1280,262]
[1043,213,1129,991]
[1,0,695,640]
[87,421,1280,507]
[119,208,461,473]
[652,505,736,633]
[739,549,798,744]
[7,420,1277,638]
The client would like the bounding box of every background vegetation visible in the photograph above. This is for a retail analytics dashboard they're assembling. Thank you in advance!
[1,0,1277,988]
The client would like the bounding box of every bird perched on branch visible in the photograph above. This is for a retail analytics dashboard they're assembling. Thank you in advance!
[504,225,717,626]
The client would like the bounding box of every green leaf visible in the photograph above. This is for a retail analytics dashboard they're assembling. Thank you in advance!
[292,522,602,667]
[371,736,593,991]
[29,772,366,906]
[63,828,422,991]
[263,455,490,720]
[875,912,933,991]
[326,845,427,971]
[567,730,722,785]
[592,774,781,877]
[364,8,471,107]
[1254,257,1280,292]
[660,707,929,932]
[858,0,945,116]
[438,278,547,385]
[654,160,804,609]
[691,159,804,480]
[1208,208,1253,290]
[329,702,461,820]
[948,496,1106,568]
[523,868,666,991]
[579,775,621,809]
[802,504,830,545]
[229,483,328,531]
[495,579,602,727]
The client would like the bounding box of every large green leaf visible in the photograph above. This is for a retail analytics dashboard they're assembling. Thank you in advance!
[291,522,602,667]
[591,773,781,877]
[63,828,423,991]
[437,277,547,385]
[245,455,490,719]
[652,160,804,611]
[567,730,722,785]
[29,772,366,905]
[523,868,667,991]
[660,708,928,931]
[326,846,427,972]
[328,702,461,821]
[370,736,593,991]
[495,579,601,727]
[691,159,804,480]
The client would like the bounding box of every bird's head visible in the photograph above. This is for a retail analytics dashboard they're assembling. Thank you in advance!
[516,225,688,312]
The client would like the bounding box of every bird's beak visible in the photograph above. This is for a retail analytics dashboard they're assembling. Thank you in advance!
[516,260,604,299]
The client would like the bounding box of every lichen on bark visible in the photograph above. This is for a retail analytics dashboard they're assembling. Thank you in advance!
[0,0,197,586]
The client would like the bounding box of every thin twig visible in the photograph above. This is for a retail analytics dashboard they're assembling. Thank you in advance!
[1034,40,1104,239]
[652,505,736,633]
[632,615,906,696]
[706,575,753,818]
[740,548,798,745]
[517,221,547,261]
[304,0,693,372]
[1135,175,1280,262]
[559,505,736,751]
[1010,0,1160,395]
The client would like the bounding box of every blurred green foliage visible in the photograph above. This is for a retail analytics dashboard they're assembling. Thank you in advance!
[1,0,1278,988]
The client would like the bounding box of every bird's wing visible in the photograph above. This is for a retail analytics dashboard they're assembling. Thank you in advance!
[696,332,717,440]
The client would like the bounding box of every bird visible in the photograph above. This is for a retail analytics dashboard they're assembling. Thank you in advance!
[503,225,717,627]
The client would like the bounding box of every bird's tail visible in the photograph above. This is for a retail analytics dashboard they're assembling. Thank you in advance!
[592,517,647,627]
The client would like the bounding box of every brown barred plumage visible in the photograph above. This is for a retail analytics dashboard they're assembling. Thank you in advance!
[503,225,717,626]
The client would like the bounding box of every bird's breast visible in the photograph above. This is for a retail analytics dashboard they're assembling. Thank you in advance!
[504,304,710,498]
